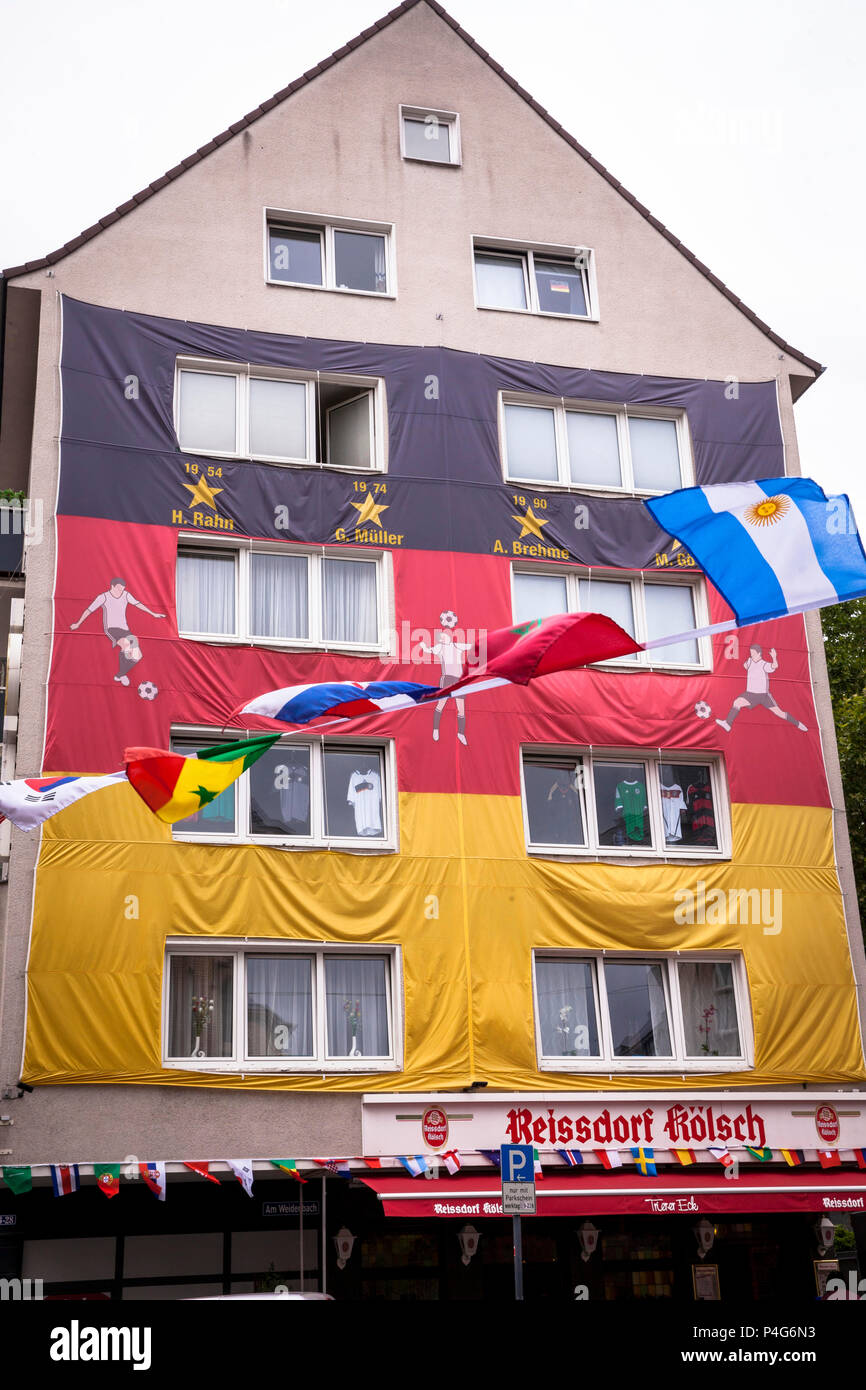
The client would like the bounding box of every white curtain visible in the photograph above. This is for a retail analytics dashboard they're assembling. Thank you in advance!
[644,584,698,664]
[536,959,598,1057]
[679,962,740,1057]
[176,552,235,635]
[325,956,388,1056]
[246,956,313,1058]
[251,553,309,639]
[323,558,376,643]
[168,956,233,1058]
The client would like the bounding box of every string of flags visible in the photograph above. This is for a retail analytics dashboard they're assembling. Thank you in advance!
[4,1146,866,1198]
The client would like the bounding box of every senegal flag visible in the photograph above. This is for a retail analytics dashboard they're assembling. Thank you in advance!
[125,735,281,824]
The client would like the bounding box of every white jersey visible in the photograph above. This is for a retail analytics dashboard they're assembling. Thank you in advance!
[347,770,382,836]
[428,639,470,678]
[660,783,686,840]
[744,657,774,694]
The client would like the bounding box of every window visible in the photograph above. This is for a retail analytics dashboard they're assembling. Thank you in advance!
[170,732,396,850]
[473,238,594,319]
[512,566,708,669]
[500,396,691,493]
[400,105,460,164]
[266,211,394,296]
[521,749,728,857]
[177,541,387,651]
[175,360,383,470]
[533,952,749,1071]
[164,941,401,1072]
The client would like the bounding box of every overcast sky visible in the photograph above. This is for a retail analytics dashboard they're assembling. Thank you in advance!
[2,0,863,516]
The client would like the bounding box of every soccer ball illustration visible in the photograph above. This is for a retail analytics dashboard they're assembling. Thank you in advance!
[694,700,711,719]
[440,610,458,629]
[138,682,158,701]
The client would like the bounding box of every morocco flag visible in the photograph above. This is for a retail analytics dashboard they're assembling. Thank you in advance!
[442,612,643,696]
[125,735,280,824]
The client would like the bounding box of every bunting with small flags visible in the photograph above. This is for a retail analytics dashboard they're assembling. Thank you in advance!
[595,1150,622,1170]
[557,1150,584,1167]
[674,1150,697,1166]
[441,1151,462,1175]
[1,1166,32,1194]
[818,1151,842,1169]
[270,1160,307,1183]
[708,1145,734,1168]
[631,1147,656,1176]
[745,1147,773,1163]
[780,1149,804,1167]
[313,1159,351,1178]
[95,1164,120,1198]
[51,1165,80,1196]
[479,1150,501,1168]
[532,1148,543,1178]
[398,1155,432,1178]
[226,1161,255,1197]
[855,1149,866,1171]
[183,1162,220,1184]
[139,1162,166,1200]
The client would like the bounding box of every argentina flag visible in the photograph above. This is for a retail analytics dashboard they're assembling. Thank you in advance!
[646,478,866,626]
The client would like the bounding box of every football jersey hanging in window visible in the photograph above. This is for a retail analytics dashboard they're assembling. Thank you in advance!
[614,779,648,842]
[347,769,382,836]
[687,778,716,845]
[660,782,687,841]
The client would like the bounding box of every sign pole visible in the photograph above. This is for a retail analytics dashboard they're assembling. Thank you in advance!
[513,1214,524,1301]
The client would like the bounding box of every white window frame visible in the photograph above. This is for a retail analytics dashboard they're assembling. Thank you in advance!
[169,726,399,853]
[531,949,752,1074]
[472,235,597,321]
[162,937,403,1074]
[519,745,731,860]
[174,356,386,472]
[510,563,711,672]
[499,393,693,495]
[176,533,391,655]
[264,208,397,298]
[399,104,461,165]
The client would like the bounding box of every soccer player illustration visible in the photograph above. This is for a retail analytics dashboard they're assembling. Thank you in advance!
[715,644,808,733]
[419,610,471,746]
[70,577,166,686]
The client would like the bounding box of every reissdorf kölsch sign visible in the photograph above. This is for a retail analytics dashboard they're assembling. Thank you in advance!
[362,1093,866,1156]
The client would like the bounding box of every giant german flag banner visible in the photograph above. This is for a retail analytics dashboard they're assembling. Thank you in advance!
[16,295,865,1094]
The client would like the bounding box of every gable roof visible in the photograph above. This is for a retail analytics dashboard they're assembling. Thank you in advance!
[1,0,822,377]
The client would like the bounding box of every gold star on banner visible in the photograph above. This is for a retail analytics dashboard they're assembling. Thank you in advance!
[512,505,549,540]
[351,493,389,527]
[182,476,223,511]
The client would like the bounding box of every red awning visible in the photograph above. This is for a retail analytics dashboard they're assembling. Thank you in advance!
[361,1170,866,1218]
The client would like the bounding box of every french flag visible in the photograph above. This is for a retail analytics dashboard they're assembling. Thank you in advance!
[51,1165,80,1196]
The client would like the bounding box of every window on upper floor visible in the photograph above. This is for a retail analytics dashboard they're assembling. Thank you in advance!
[399,105,461,164]
[500,395,692,494]
[511,564,709,670]
[473,238,595,319]
[532,951,749,1072]
[520,748,728,857]
[175,359,384,471]
[164,939,402,1072]
[176,539,389,653]
[169,731,397,850]
[266,211,394,296]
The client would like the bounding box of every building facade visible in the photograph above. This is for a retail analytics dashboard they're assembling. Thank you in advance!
[0,0,864,1301]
